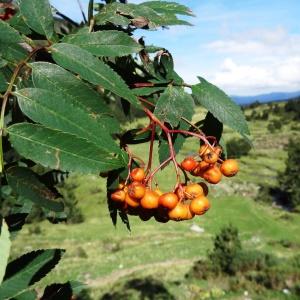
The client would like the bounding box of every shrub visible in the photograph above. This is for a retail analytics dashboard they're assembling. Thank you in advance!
[267,119,282,133]
[279,138,300,209]
[226,138,251,158]
[208,225,242,275]
[101,277,175,300]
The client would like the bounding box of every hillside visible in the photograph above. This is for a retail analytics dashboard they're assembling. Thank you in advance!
[9,100,300,299]
[232,91,300,105]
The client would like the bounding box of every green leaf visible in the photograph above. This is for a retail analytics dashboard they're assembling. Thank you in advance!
[0,44,28,63]
[8,123,127,174]
[0,19,24,44]
[15,88,121,152]
[0,57,8,68]
[62,30,142,57]
[6,166,64,212]
[51,43,140,108]
[154,86,195,127]
[0,71,8,93]
[30,62,119,133]
[132,86,165,96]
[8,12,32,35]
[140,1,194,16]
[19,0,56,41]
[0,220,11,284]
[192,77,250,136]
[12,289,37,300]
[95,6,131,27]
[94,2,191,28]
[156,13,193,26]
[0,249,64,300]
[158,120,189,164]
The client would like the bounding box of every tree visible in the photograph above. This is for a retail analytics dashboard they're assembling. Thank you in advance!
[0,0,249,298]
[279,138,300,209]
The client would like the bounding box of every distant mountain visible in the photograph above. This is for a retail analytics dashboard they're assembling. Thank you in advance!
[232,91,300,105]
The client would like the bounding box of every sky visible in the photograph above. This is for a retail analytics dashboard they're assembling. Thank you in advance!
[50,0,300,96]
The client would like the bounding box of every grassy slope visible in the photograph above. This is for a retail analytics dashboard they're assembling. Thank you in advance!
[10,103,300,299]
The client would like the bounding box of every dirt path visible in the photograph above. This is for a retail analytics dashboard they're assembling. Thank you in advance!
[86,258,193,288]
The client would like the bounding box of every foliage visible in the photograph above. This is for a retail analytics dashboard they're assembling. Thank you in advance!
[226,137,251,158]
[279,138,300,209]
[267,119,282,133]
[187,225,300,294]
[208,224,242,275]
[285,98,300,120]
[101,277,175,300]
[0,0,249,296]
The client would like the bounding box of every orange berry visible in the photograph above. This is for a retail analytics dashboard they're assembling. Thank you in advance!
[118,182,126,190]
[192,161,210,177]
[168,203,187,221]
[176,186,185,200]
[140,190,159,209]
[183,204,195,220]
[139,208,154,221]
[189,196,210,215]
[203,166,222,184]
[199,182,209,196]
[154,209,170,223]
[199,144,212,156]
[220,159,239,177]
[181,157,198,172]
[130,168,145,182]
[159,192,179,210]
[125,193,140,208]
[128,182,146,199]
[184,183,204,198]
[111,190,126,202]
[154,188,163,196]
[203,151,219,164]
[214,146,222,156]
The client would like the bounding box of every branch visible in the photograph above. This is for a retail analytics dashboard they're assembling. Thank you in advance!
[0,47,42,173]
[76,0,87,23]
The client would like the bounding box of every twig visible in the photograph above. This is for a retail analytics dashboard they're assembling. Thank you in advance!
[88,0,94,25]
[52,6,79,27]
[76,0,87,23]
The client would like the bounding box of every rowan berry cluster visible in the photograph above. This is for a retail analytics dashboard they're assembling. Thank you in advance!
[181,144,239,183]
[109,141,239,223]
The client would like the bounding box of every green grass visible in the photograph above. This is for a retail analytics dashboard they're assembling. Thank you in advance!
[9,104,300,299]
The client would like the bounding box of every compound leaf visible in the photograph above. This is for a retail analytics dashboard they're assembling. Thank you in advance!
[62,30,142,57]
[6,166,64,212]
[51,43,139,108]
[0,20,24,44]
[8,124,127,174]
[19,0,56,41]
[15,88,120,152]
[0,220,11,284]
[0,249,64,299]
[154,86,194,127]
[192,77,249,136]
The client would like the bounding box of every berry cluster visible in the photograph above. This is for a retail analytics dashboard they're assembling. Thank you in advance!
[108,106,239,223]
[110,167,211,222]
[181,144,239,184]
[109,143,238,223]
[0,4,15,21]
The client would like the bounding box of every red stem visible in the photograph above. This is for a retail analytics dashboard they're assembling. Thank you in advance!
[169,130,214,146]
[146,157,172,186]
[133,82,155,88]
[146,121,156,173]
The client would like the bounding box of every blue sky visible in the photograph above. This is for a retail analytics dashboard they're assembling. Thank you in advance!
[50,0,300,96]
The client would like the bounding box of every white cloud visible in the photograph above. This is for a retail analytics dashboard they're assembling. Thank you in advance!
[205,27,300,95]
